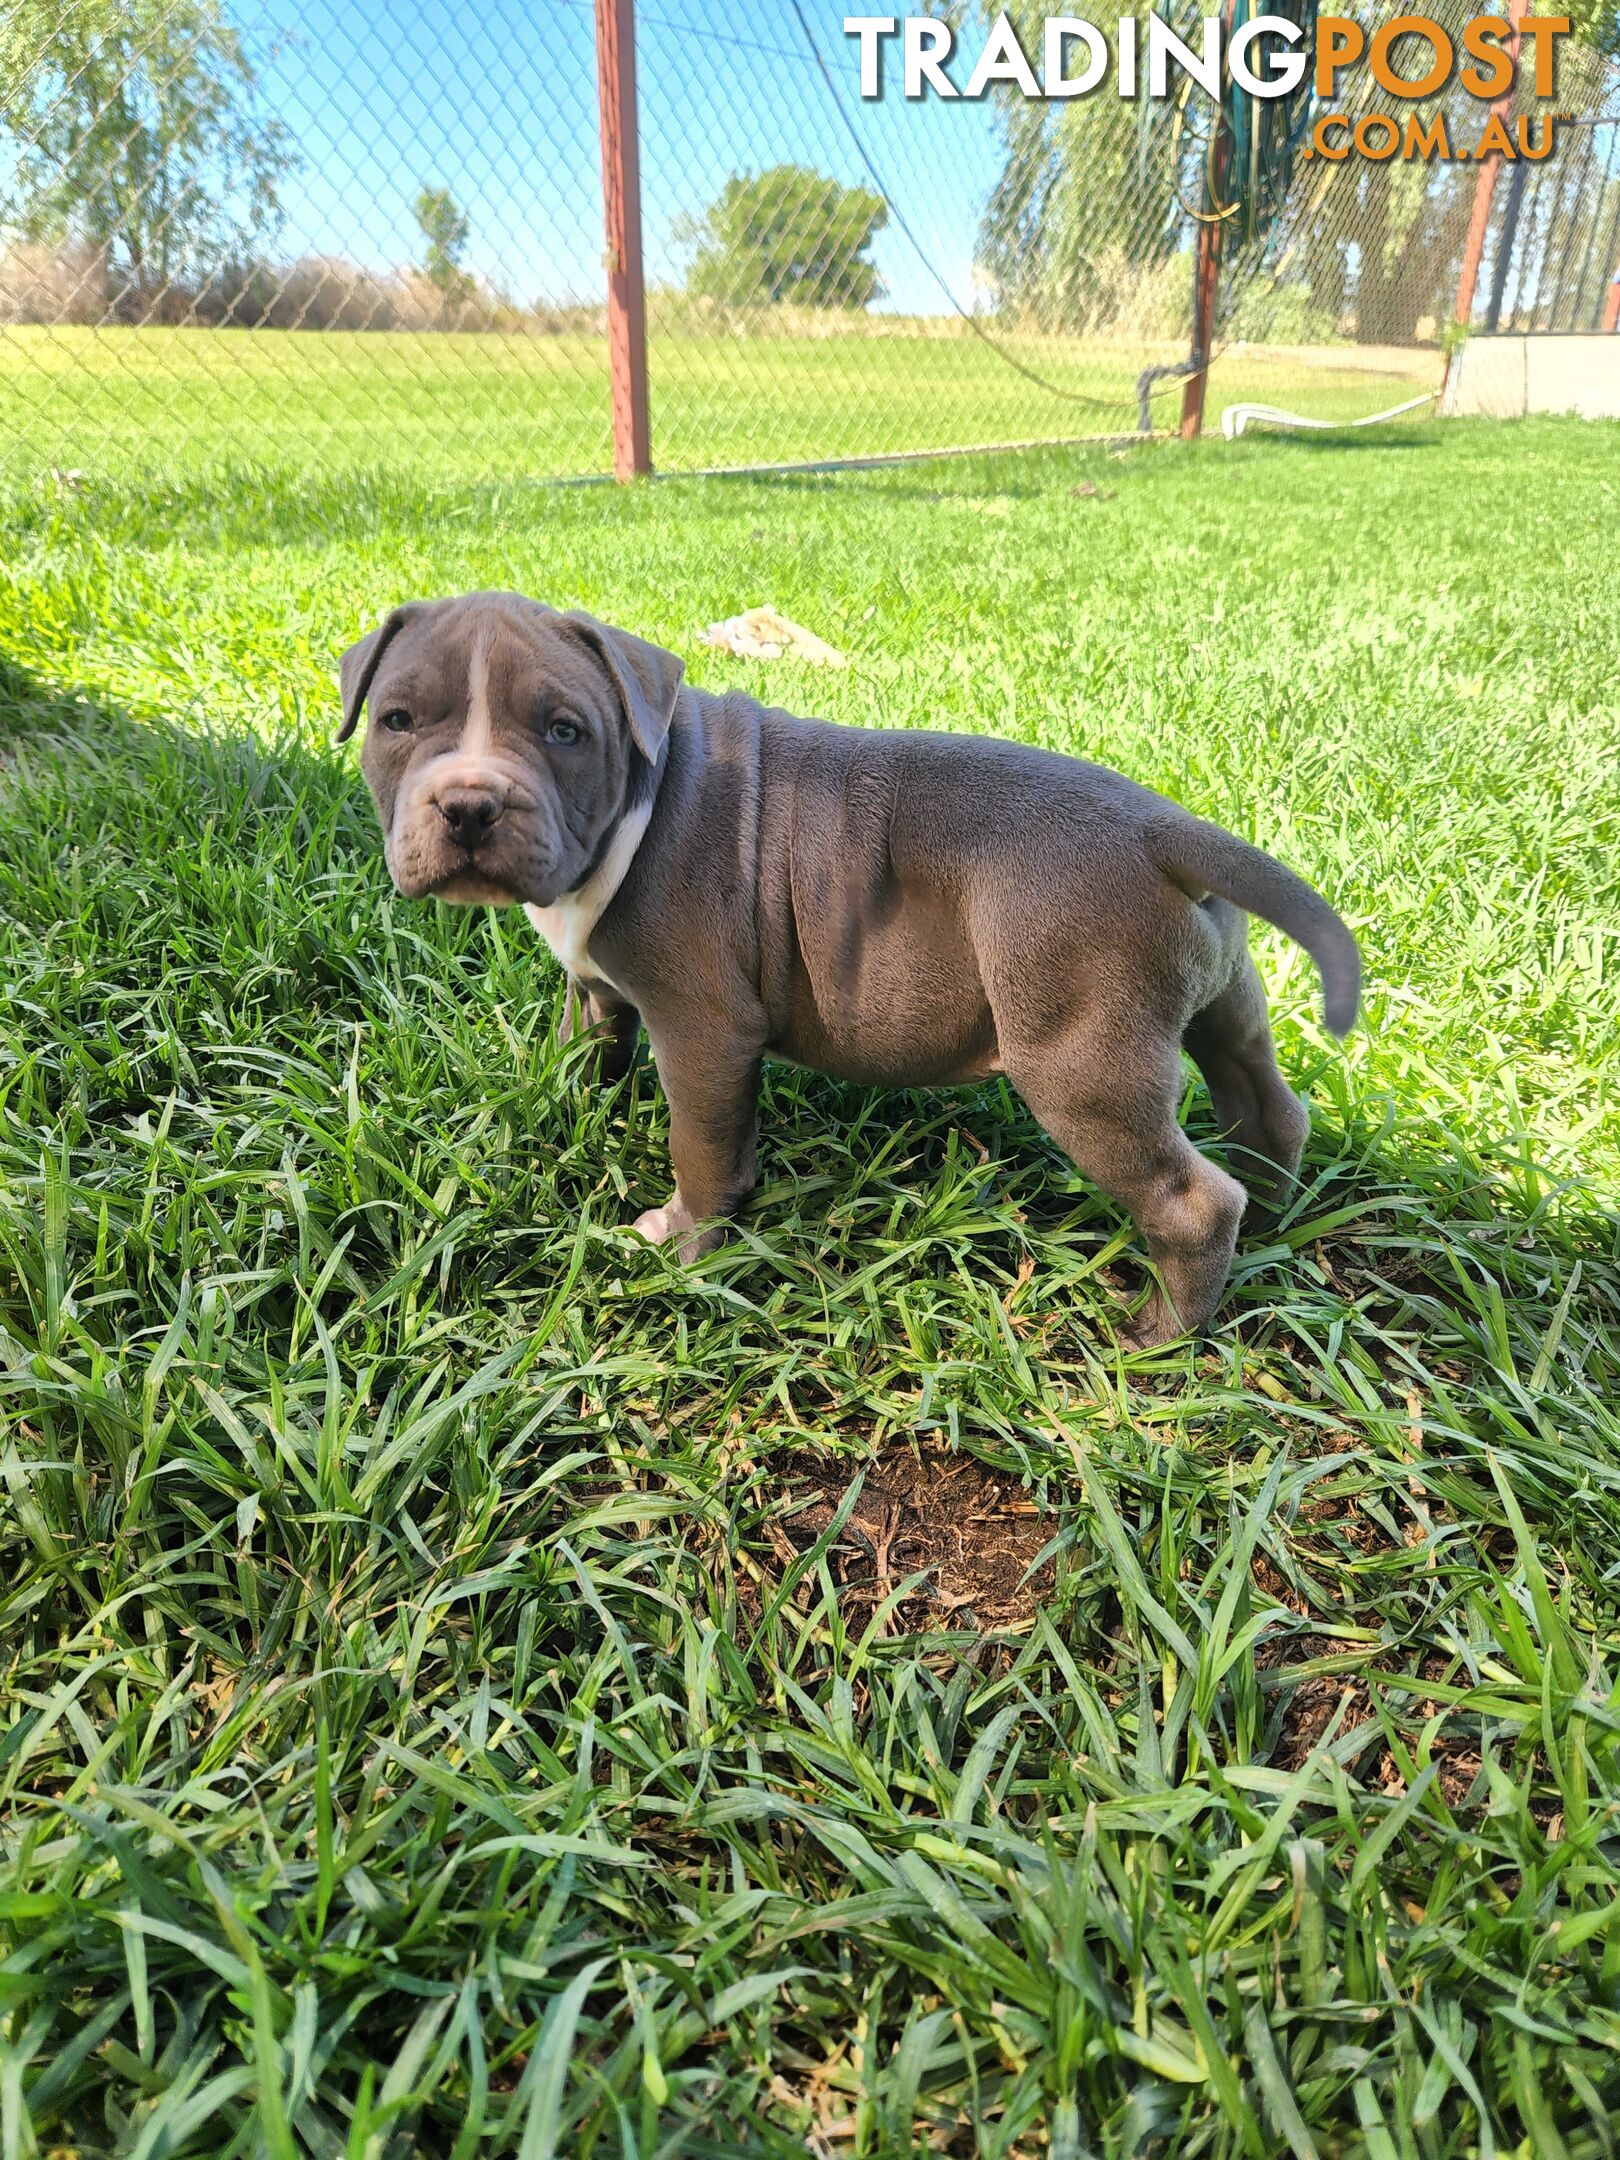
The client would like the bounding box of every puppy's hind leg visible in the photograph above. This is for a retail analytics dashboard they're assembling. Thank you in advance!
[1184,956,1309,1211]
[1009,1034,1246,1349]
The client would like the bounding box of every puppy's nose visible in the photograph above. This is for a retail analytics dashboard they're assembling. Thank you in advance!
[433,784,506,844]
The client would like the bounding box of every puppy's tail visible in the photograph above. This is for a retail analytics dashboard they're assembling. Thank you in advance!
[1146,814,1361,1039]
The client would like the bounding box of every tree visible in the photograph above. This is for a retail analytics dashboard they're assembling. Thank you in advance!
[972,4,1198,332]
[976,2,1620,342]
[1566,0,1620,53]
[0,0,291,308]
[682,166,887,310]
[413,185,472,298]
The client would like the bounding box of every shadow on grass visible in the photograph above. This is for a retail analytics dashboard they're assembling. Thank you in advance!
[702,461,1063,503]
[1,445,1066,551]
[0,459,561,555]
[0,647,378,872]
[0,648,489,1098]
[1225,424,1442,456]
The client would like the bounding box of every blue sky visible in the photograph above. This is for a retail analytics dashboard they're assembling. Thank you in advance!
[253,0,1012,311]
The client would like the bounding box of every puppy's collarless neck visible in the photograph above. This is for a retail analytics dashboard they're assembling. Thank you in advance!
[524,792,654,993]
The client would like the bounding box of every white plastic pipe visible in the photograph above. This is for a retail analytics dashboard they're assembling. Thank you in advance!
[1220,390,1438,440]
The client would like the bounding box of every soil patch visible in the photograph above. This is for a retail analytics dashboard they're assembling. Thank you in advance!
[763,1442,1056,1633]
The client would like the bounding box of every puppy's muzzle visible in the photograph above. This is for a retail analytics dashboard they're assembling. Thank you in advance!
[391,757,550,904]
[432,780,507,846]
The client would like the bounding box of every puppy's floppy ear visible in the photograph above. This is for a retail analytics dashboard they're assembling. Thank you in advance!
[336,604,421,743]
[563,613,685,762]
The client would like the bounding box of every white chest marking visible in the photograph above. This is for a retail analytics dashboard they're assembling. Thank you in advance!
[523,800,652,994]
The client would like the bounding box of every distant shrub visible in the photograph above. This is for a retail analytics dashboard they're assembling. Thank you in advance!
[0,241,111,323]
[0,243,602,333]
[1224,278,1342,348]
[195,256,410,331]
[190,256,530,331]
[982,246,1192,345]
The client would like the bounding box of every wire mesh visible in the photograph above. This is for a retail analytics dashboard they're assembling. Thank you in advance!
[1,1,1616,489]
[628,1,1202,466]
[1219,11,1620,351]
[0,0,616,482]
[1479,75,1620,332]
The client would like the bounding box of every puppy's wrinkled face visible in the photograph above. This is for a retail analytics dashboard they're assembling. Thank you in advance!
[338,592,682,909]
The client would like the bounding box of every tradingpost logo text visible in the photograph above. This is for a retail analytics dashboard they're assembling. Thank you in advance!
[845,14,1577,162]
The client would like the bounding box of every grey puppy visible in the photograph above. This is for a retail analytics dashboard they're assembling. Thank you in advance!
[339,590,1359,1346]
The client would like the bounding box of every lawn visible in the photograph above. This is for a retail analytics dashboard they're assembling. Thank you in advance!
[1,409,1617,2157]
[0,322,1440,483]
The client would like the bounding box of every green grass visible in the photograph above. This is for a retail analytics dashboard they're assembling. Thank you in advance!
[1,407,1618,2157]
[0,322,1440,482]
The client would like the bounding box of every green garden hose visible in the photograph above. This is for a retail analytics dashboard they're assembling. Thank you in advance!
[1171,0,1320,244]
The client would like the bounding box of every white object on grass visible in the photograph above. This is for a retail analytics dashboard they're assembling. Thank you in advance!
[1220,390,1437,441]
[702,605,848,669]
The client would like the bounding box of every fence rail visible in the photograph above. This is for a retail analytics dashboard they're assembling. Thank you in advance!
[1,2,1615,489]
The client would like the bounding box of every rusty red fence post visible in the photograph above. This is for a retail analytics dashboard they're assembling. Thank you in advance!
[594,0,651,480]
[1451,0,1527,343]
[1180,216,1224,440]
[1180,1,1235,442]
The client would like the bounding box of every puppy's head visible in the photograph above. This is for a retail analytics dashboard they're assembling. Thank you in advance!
[337,592,683,908]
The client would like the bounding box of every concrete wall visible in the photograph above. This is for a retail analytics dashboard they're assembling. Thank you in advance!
[1443,334,1620,422]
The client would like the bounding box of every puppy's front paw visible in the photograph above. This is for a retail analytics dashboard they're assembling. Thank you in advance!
[632,1202,683,1244]
[631,1201,725,1265]
[1119,1289,1192,1353]
[1120,1308,1181,1353]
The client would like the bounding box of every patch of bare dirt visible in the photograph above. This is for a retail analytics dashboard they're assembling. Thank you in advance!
[1255,1605,1513,1814]
[1249,1517,1481,1800]
[759,1441,1056,1634]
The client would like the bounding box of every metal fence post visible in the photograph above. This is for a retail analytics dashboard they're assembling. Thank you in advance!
[1180,217,1224,440]
[594,0,651,480]
[1452,0,1527,337]
[1483,154,1530,331]
[1180,113,1233,440]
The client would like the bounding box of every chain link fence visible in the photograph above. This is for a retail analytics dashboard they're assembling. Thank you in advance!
[1,2,1616,487]
[1228,8,1620,345]
[1477,111,1620,330]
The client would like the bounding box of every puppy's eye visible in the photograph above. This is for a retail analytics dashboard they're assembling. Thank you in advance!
[545,718,582,746]
[379,709,414,735]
